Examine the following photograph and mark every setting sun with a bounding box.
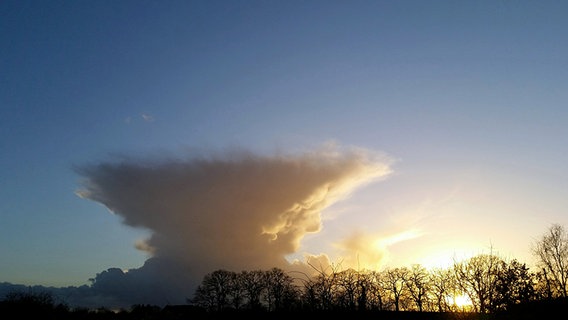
[448,294,474,311]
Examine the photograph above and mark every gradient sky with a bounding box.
[2,0,568,291]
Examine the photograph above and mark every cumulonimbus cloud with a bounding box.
[74,144,393,306]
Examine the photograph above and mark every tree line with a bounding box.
[189,223,568,315]
[2,223,568,319]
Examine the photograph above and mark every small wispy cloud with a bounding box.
[124,113,155,124]
[141,113,154,122]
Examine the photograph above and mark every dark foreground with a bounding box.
[0,308,565,320]
[2,298,568,320]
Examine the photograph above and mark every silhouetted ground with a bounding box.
[3,299,568,320]
[0,308,558,320]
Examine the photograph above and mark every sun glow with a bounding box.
[447,294,473,311]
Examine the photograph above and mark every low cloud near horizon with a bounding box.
[70,144,393,307]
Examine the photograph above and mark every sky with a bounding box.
[2,0,568,308]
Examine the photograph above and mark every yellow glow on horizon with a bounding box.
[411,242,481,271]
[419,250,466,270]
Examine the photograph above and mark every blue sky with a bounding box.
[2,0,568,296]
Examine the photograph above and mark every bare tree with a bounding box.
[382,267,410,311]
[335,268,360,311]
[453,253,502,313]
[240,270,266,310]
[263,267,299,311]
[190,269,236,312]
[429,267,457,312]
[367,270,386,311]
[355,269,377,311]
[405,264,431,312]
[300,262,341,311]
[532,223,568,298]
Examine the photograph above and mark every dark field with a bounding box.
[1,306,565,320]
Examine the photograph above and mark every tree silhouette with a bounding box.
[453,253,501,313]
[493,259,536,311]
[406,264,430,312]
[383,267,410,311]
[239,270,266,310]
[184,223,568,317]
[532,223,568,298]
[263,267,299,312]
[1,290,69,319]
[429,267,454,312]
[189,269,236,312]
